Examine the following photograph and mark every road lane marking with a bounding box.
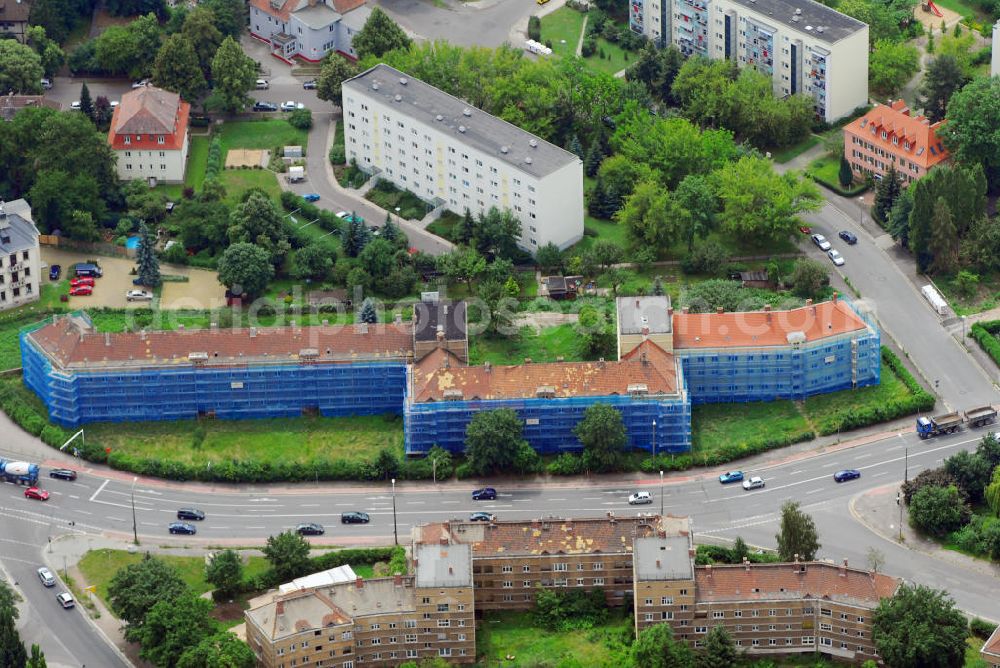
[789,470,803,475]
[247,526,265,529]
[822,462,839,468]
[855,453,872,459]
[88,479,109,502]
[547,498,567,501]
[301,504,320,507]
[69,495,79,500]
[73,509,92,515]
[805,488,823,495]
[871,471,888,477]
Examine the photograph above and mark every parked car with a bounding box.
[177,508,205,521]
[470,512,495,522]
[253,101,278,112]
[126,290,153,302]
[302,193,321,202]
[25,487,50,501]
[255,79,269,89]
[280,101,305,112]
[798,225,812,234]
[49,469,77,481]
[69,101,80,110]
[49,265,61,280]
[834,469,862,483]
[839,230,858,245]
[131,79,150,88]
[74,263,102,277]
[303,79,318,89]
[828,249,845,266]
[69,285,93,296]
[810,234,831,251]
[341,512,370,524]
[110,101,119,108]
[335,211,351,219]
[70,277,95,288]
[168,522,197,535]
[628,491,652,505]
[56,592,75,608]
[37,567,55,587]
[742,476,765,491]
[40,78,52,90]
[296,523,325,536]
[718,471,744,484]
[471,487,497,501]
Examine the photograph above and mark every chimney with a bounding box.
[276,600,285,615]
[805,299,813,306]
[436,326,445,342]
[178,324,185,331]
[635,299,640,308]
[355,577,364,589]
[744,557,750,573]
[840,559,848,577]
[682,307,689,314]
[716,307,724,314]
[105,332,111,347]
[444,304,449,316]
[688,548,696,558]
[250,327,257,338]
[641,325,649,337]
[667,306,674,319]
[440,537,449,546]
[360,323,368,334]
[210,322,218,330]
[484,361,492,373]
[394,573,403,586]
[395,313,402,324]
[524,357,532,364]
[706,563,713,577]
[832,291,839,303]
[448,566,454,575]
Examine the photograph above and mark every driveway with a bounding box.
[158,262,227,309]
[41,247,140,309]
[374,0,538,47]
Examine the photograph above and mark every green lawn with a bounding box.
[540,6,587,58]
[802,363,915,434]
[476,610,633,668]
[470,324,584,365]
[807,156,868,196]
[217,119,308,153]
[692,400,814,458]
[934,272,1000,316]
[365,182,430,221]
[583,37,634,76]
[84,413,404,467]
[186,135,211,191]
[220,169,282,205]
[427,210,463,243]
[770,135,820,164]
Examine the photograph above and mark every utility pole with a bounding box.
[131,476,139,545]
[659,470,664,516]
[652,419,657,458]
[391,478,398,546]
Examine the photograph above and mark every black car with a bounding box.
[834,469,862,483]
[49,265,61,280]
[253,101,278,112]
[302,79,318,89]
[472,487,497,501]
[48,469,77,481]
[177,508,205,521]
[168,522,196,535]
[839,230,858,245]
[341,512,370,524]
[296,522,325,536]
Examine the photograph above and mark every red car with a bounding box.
[69,285,93,296]
[70,277,95,288]
[24,487,50,501]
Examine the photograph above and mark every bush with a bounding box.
[971,321,1000,367]
[546,453,584,476]
[532,588,608,631]
[581,37,597,57]
[970,618,998,640]
[680,241,729,276]
[528,15,541,41]
[288,108,313,130]
[329,144,346,166]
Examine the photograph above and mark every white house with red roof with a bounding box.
[249,0,371,63]
[107,86,190,186]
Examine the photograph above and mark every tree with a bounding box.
[153,34,207,102]
[291,244,334,280]
[887,184,914,246]
[866,546,886,572]
[95,13,161,78]
[986,468,1000,518]
[839,153,853,187]
[108,555,189,630]
[673,174,717,251]
[0,40,44,94]
[181,7,223,77]
[574,403,627,472]
[217,243,274,300]
[358,297,378,324]
[583,140,604,178]
[929,196,959,274]
[352,7,411,59]
[909,484,970,537]
[79,82,94,121]
[211,36,256,112]
[359,237,397,278]
[873,164,902,223]
[790,258,829,299]
[134,222,161,289]
[700,625,738,668]
[342,215,371,257]
[137,594,218,668]
[873,584,968,668]
[944,76,1000,186]
[632,623,695,668]
[177,632,254,668]
[202,0,246,39]
[26,26,65,78]
[868,40,920,96]
[901,466,962,505]
[228,192,290,263]
[617,180,676,251]
[464,409,528,476]
[437,247,486,284]
[27,171,103,237]
[567,134,584,158]
[535,242,563,272]
[25,644,46,668]
[205,549,243,599]
[476,278,515,335]
[775,501,820,561]
[263,531,311,582]
[976,433,1000,468]
[472,207,522,260]
[919,55,967,123]
[0,609,27,668]
[944,450,993,502]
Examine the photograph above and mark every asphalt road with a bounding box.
[374,0,535,48]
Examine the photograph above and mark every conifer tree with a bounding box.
[135,221,161,287]
[79,82,94,121]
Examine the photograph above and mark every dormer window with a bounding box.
[881,131,887,139]
[157,135,165,144]
[892,136,898,145]
[124,136,131,145]
[904,141,910,150]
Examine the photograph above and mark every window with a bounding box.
[733,610,742,618]
[593,578,605,586]
[404,635,417,643]
[502,581,512,588]
[501,566,512,573]
[437,620,450,627]
[523,565,531,573]
[820,638,833,647]
[370,624,380,631]
[553,563,568,572]
[523,580,531,588]
[645,613,655,621]
[661,597,673,605]
[713,611,724,619]
[645,599,653,606]
[157,135,165,144]
[695,627,707,634]
[803,637,815,646]
[404,621,416,629]
[437,604,449,612]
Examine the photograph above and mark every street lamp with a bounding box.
[961,315,967,341]
[391,478,398,546]
[898,432,908,484]
[659,470,664,516]
[130,476,139,545]
[652,419,657,458]
[858,196,865,226]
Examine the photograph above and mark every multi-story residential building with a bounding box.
[0,199,41,312]
[404,339,691,456]
[0,0,30,43]
[108,86,190,185]
[843,99,950,185]
[342,64,585,251]
[412,298,468,363]
[245,544,475,667]
[983,625,1000,668]
[629,0,869,122]
[1,95,61,121]
[249,0,370,63]
[617,295,674,358]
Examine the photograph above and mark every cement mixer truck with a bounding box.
[0,459,40,485]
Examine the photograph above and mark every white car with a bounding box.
[256,79,269,89]
[810,234,831,251]
[280,101,305,112]
[110,101,119,109]
[131,79,150,89]
[742,476,765,491]
[335,211,351,219]
[628,491,652,505]
[69,101,81,110]
[126,290,153,302]
[37,567,55,587]
[828,249,845,266]
[56,592,75,608]
[40,78,52,90]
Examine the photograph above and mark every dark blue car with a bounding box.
[303,193,320,202]
[472,487,497,501]
[168,522,196,535]
[49,265,61,280]
[834,469,862,483]
[718,471,744,484]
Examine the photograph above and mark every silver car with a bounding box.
[126,290,153,302]
[37,567,55,587]
[742,476,765,491]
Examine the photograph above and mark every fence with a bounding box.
[39,235,134,260]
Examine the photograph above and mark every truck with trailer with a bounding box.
[0,459,40,485]
[964,405,998,428]
[915,405,997,439]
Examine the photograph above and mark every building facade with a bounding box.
[843,99,950,185]
[342,64,585,251]
[108,86,190,185]
[0,0,29,42]
[249,0,370,63]
[0,199,40,312]
[629,0,869,122]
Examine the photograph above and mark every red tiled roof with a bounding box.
[694,562,900,606]
[249,0,364,23]
[108,86,190,151]
[844,99,949,171]
[410,339,678,403]
[672,299,867,350]
[27,315,414,370]
[984,625,1000,658]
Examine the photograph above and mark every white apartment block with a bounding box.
[342,64,585,251]
[0,199,41,312]
[629,0,869,122]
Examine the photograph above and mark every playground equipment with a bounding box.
[921,0,944,17]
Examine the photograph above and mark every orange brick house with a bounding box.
[108,86,190,186]
[843,100,949,185]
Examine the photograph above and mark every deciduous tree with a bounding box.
[181,7,223,77]
[26,26,64,78]
[632,623,695,668]
[790,258,829,299]
[108,555,188,631]
[177,632,254,668]
[26,644,47,668]
[574,403,628,472]
[944,76,1000,186]
[909,484,970,537]
[227,192,290,264]
[0,40,44,94]
[137,594,218,668]
[263,531,311,582]
[944,450,993,502]
[211,36,256,113]
[217,243,274,300]
[205,549,244,599]
[464,409,528,475]
[153,34,207,102]
[317,55,360,108]
[775,500,820,561]
[873,584,968,668]
[352,7,411,59]
[868,40,920,96]
[291,244,335,280]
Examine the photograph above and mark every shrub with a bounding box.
[581,37,597,57]
[547,453,584,476]
[680,240,729,276]
[527,15,541,41]
[971,321,1000,368]
[532,588,608,631]
[970,618,998,640]
[288,108,313,130]
[329,144,346,166]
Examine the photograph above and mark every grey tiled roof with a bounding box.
[413,300,466,343]
[0,199,39,255]
[343,64,580,179]
[731,0,867,44]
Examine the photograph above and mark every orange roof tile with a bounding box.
[27,314,413,370]
[694,562,900,606]
[672,300,867,350]
[108,86,190,151]
[844,99,949,170]
[249,0,364,23]
[984,626,1000,658]
[410,339,678,403]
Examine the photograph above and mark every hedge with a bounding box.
[971,321,1000,368]
[253,546,406,590]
